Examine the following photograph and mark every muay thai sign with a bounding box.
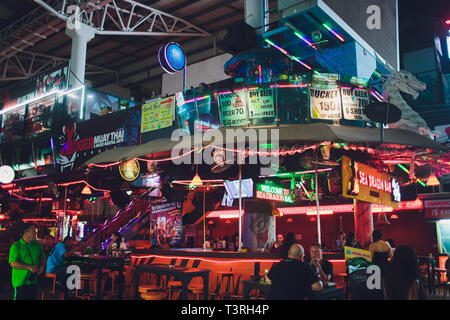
[57,106,141,172]
[342,156,400,207]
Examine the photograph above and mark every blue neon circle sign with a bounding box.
[159,42,186,73]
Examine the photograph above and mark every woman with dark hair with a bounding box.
[106,232,127,256]
[344,232,361,248]
[384,245,426,300]
[369,229,393,275]
[280,233,298,260]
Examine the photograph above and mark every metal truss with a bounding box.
[0,49,116,81]
[34,0,212,37]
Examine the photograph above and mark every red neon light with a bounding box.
[207,210,242,218]
[1,183,15,189]
[25,185,49,191]
[131,254,282,264]
[446,19,450,25]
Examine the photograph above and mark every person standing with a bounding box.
[267,244,323,300]
[344,231,361,248]
[383,245,426,300]
[9,223,46,300]
[269,234,284,253]
[369,229,393,275]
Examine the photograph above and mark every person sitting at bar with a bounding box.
[369,229,393,275]
[309,243,334,284]
[269,234,284,253]
[344,231,361,248]
[46,236,78,274]
[267,244,323,300]
[335,232,345,251]
[279,232,298,260]
[106,232,128,256]
[383,245,426,300]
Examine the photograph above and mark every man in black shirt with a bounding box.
[310,243,334,283]
[267,244,323,300]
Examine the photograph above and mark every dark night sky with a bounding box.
[398,0,450,54]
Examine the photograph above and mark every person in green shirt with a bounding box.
[9,223,46,300]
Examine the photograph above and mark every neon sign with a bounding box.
[256,184,293,203]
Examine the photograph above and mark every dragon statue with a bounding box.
[380,69,432,136]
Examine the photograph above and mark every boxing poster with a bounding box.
[150,201,183,246]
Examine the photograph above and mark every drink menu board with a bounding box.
[341,88,370,121]
[141,96,175,133]
[218,88,275,127]
[309,86,342,120]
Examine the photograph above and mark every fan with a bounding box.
[211,149,233,174]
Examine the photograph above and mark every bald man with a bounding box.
[267,244,323,300]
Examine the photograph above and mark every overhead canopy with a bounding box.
[83,123,447,166]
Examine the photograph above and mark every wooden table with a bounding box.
[133,264,210,300]
[241,280,344,300]
[67,255,125,299]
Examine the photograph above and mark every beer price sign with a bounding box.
[309,87,342,120]
[256,184,293,203]
[342,156,400,207]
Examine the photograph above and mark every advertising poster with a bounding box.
[4,63,68,108]
[57,106,141,172]
[141,96,175,133]
[247,88,275,121]
[218,91,247,127]
[151,201,183,246]
[309,86,342,120]
[341,88,370,121]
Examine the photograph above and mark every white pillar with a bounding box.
[244,0,269,35]
[65,23,96,88]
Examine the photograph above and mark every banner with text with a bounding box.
[141,96,175,133]
[309,86,342,120]
[341,87,370,121]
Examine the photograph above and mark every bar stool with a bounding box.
[140,292,167,300]
[108,271,120,297]
[41,273,64,300]
[217,268,234,299]
[75,273,97,299]
[167,259,189,300]
[187,284,204,300]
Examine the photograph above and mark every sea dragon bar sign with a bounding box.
[256,183,293,203]
[342,156,401,207]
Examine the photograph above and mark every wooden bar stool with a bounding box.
[188,284,204,300]
[138,284,162,294]
[217,268,234,298]
[75,273,97,299]
[41,273,64,300]
[140,292,167,300]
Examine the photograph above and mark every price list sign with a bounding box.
[341,88,369,121]
[218,91,247,127]
[309,87,342,120]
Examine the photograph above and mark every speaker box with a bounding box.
[219,22,258,55]
[400,184,417,202]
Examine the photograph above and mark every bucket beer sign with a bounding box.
[342,156,400,207]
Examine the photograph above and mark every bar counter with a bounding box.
[130,249,346,298]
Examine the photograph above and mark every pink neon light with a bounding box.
[131,254,282,264]
[207,210,242,218]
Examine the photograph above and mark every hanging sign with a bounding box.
[341,88,370,121]
[247,88,275,120]
[344,246,372,262]
[218,91,247,127]
[256,184,293,203]
[141,96,175,133]
[309,86,342,120]
[342,156,400,207]
[119,159,140,182]
[424,200,450,220]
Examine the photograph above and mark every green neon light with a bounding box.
[397,164,409,174]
